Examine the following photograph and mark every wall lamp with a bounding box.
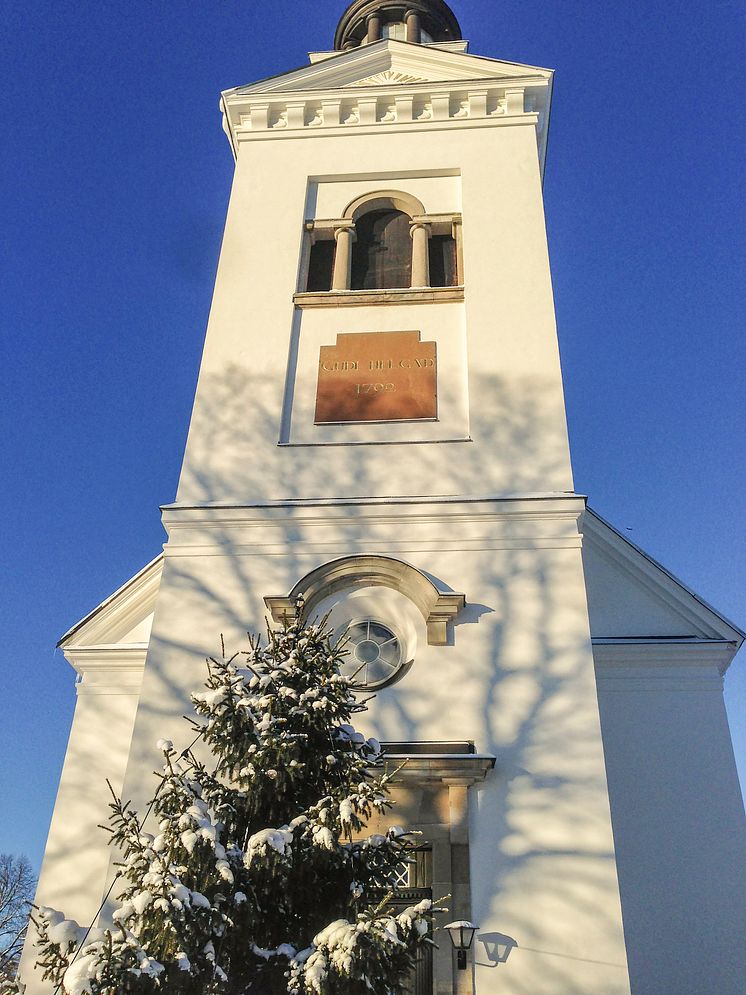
[444,920,479,969]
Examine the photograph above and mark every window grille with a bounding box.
[385,848,433,994]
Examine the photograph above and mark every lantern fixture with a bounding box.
[444,920,479,970]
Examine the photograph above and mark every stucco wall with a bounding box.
[108,498,630,994]
[20,674,142,993]
[596,665,746,995]
[176,122,573,506]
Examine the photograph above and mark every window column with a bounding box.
[366,12,382,43]
[332,223,356,290]
[405,9,422,43]
[410,221,431,288]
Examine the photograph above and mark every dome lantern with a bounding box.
[334,0,462,50]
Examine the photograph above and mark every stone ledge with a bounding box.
[381,754,496,785]
[293,286,465,307]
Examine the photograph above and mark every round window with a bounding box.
[340,620,404,688]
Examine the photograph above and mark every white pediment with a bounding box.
[582,509,743,644]
[230,39,551,97]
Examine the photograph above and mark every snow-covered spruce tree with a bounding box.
[34,614,437,995]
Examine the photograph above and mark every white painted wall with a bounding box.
[20,661,143,994]
[596,655,746,995]
[581,513,746,993]
[107,498,629,994]
[176,119,573,506]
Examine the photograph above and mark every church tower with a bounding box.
[24,3,746,993]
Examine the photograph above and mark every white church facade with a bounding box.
[22,2,746,993]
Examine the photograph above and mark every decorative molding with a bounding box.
[161,493,586,516]
[160,495,583,554]
[160,495,587,556]
[342,189,426,220]
[347,70,430,86]
[222,40,552,171]
[592,638,738,677]
[425,41,470,54]
[595,672,725,694]
[263,554,466,646]
[163,539,581,558]
[293,286,464,307]
[229,85,527,136]
[62,644,148,695]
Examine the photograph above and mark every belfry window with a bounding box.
[351,209,411,290]
[306,238,335,292]
[300,193,462,295]
[381,21,406,40]
[378,22,433,44]
[428,233,458,288]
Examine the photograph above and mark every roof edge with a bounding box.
[57,553,164,648]
[584,507,745,644]
[224,39,553,100]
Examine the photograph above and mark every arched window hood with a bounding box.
[334,0,462,50]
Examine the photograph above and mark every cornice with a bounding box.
[227,115,542,158]
[64,644,149,664]
[221,42,551,168]
[162,493,585,512]
[233,74,548,97]
[161,494,585,528]
[62,643,148,695]
[592,639,738,679]
[224,91,541,144]
[159,494,586,557]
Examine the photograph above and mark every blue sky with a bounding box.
[1,0,744,870]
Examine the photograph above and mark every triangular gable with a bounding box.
[228,39,551,97]
[58,554,163,650]
[582,509,743,644]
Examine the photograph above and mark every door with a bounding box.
[388,848,433,995]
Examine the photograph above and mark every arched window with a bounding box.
[301,191,462,294]
[351,208,412,290]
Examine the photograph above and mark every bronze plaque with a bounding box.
[314,331,437,424]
